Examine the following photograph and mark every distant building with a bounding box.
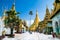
[19,20,28,33]
[45,20,53,34]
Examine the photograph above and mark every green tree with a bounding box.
[16,16,21,33]
[4,4,20,37]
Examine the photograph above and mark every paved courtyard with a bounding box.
[3,32,60,40]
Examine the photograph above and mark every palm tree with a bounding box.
[29,11,33,26]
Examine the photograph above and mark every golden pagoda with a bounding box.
[43,6,51,26]
[29,10,40,31]
[44,6,51,27]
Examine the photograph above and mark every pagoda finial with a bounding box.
[46,5,49,12]
[11,0,15,11]
[46,5,48,9]
[36,9,38,15]
[13,0,15,6]
[34,9,40,23]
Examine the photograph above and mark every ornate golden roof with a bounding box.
[50,0,60,18]
[38,6,51,31]
[44,6,50,21]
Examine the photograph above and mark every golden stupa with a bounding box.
[29,10,40,31]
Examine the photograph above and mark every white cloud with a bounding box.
[26,20,34,27]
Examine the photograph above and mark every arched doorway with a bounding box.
[55,22,59,34]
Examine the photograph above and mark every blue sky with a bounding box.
[0,0,54,25]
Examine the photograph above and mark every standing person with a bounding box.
[52,32,56,38]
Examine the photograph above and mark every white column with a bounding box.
[58,19,60,33]
[52,21,56,33]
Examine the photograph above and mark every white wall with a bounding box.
[0,17,5,36]
[52,12,60,33]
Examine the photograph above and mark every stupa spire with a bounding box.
[44,5,50,21]
[34,10,40,23]
[36,10,38,16]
